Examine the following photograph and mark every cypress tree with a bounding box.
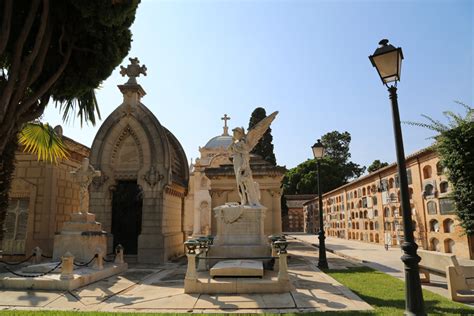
[248,107,277,166]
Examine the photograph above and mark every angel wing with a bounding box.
[246,111,278,151]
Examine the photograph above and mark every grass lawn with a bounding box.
[0,267,472,315]
[323,266,474,315]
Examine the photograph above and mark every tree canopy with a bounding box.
[0,0,140,153]
[367,159,389,173]
[282,131,365,195]
[248,107,277,165]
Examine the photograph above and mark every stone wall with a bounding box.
[3,139,88,256]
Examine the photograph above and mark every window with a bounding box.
[427,201,437,215]
[374,209,378,217]
[362,187,366,196]
[429,219,439,232]
[406,169,413,185]
[374,221,379,230]
[423,165,432,179]
[389,178,394,189]
[384,207,390,218]
[430,238,440,252]
[2,198,29,255]
[445,239,455,253]
[439,199,455,215]
[394,174,400,188]
[436,162,444,175]
[440,182,449,194]
[372,196,378,206]
[362,197,368,208]
[443,218,455,233]
[424,184,434,196]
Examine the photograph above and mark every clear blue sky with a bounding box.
[43,0,473,170]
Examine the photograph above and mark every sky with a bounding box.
[43,0,473,170]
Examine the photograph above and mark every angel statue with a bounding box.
[228,111,278,206]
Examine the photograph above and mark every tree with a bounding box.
[367,159,389,173]
[248,107,277,165]
[0,0,140,153]
[282,131,365,195]
[0,0,140,242]
[406,102,474,235]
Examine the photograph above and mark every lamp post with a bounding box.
[312,139,328,269]
[369,39,425,316]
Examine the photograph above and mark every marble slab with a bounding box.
[210,260,263,277]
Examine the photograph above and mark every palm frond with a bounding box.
[420,114,449,132]
[57,89,101,127]
[443,111,465,127]
[403,120,445,133]
[454,100,473,113]
[19,122,69,163]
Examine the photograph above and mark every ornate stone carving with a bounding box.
[228,111,278,206]
[92,173,109,190]
[143,166,164,187]
[120,57,147,85]
[111,125,143,166]
[70,158,101,213]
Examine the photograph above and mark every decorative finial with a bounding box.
[120,57,147,85]
[379,39,389,46]
[221,114,231,136]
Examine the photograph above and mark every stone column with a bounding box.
[278,253,289,281]
[185,253,197,280]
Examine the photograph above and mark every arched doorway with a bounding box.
[112,181,143,254]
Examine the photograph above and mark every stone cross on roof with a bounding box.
[221,114,231,136]
[120,57,147,85]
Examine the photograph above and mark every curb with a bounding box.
[289,235,367,264]
[310,243,368,264]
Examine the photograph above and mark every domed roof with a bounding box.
[204,134,232,149]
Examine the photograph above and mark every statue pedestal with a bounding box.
[53,212,107,262]
[211,203,270,258]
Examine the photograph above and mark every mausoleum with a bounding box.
[88,58,189,264]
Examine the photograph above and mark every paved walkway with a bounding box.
[0,239,372,313]
[291,233,474,304]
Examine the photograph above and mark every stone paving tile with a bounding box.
[195,294,265,309]
[42,292,84,311]
[0,290,62,307]
[116,293,199,310]
[0,237,373,313]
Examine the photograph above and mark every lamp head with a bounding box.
[312,139,325,159]
[369,39,404,85]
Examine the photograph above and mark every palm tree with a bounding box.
[19,121,69,163]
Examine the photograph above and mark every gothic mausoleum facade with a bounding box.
[89,58,189,264]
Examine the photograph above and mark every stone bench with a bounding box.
[418,249,474,302]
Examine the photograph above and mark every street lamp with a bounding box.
[369,39,426,316]
[312,139,328,269]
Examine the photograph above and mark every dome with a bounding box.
[204,135,233,149]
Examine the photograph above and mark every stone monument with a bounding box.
[210,111,278,259]
[52,158,107,262]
